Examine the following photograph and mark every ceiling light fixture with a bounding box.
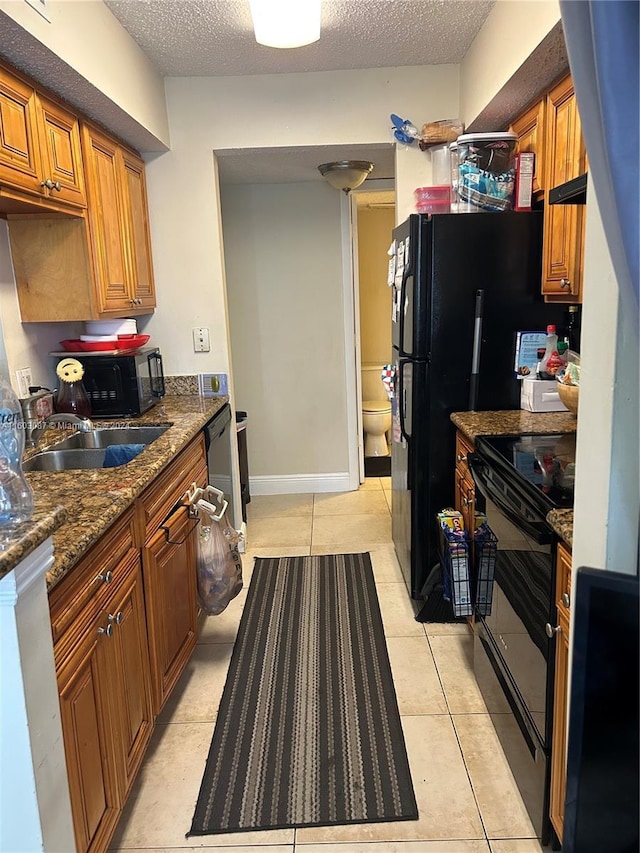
[318,161,374,194]
[249,0,321,49]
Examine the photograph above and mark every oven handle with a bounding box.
[468,453,553,545]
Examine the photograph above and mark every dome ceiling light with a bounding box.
[318,161,375,194]
[249,0,321,49]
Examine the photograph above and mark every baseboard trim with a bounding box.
[249,473,352,495]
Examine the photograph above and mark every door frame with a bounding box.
[340,179,396,489]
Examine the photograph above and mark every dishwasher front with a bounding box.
[203,403,235,529]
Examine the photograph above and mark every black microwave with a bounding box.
[79,347,165,417]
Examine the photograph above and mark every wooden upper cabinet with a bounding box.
[0,64,86,212]
[542,76,586,301]
[8,122,156,321]
[82,123,156,315]
[0,68,42,198]
[82,124,131,313]
[510,98,546,195]
[121,149,156,310]
[36,93,87,208]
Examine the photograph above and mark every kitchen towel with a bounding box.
[102,444,145,468]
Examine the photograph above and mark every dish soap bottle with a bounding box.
[55,358,92,418]
[539,325,563,379]
[0,373,34,535]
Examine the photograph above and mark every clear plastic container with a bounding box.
[430,143,451,186]
[456,132,517,213]
[415,185,451,214]
[449,142,459,212]
[0,374,34,535]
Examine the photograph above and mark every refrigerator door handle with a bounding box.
[398,360,411,442]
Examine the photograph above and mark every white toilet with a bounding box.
[361,364,392,457]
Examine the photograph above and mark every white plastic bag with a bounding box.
[194,491,243,615]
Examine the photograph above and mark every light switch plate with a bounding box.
[192,327,210,352]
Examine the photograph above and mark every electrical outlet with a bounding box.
[15,367,32,398]
[192,327,210,352]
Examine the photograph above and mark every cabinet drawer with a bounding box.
[49,508,136,645]
[137,434,207,543]
[455,432,474,480]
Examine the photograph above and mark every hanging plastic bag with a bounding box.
[190,485,243,615]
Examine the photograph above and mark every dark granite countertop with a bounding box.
[0,394,227,589]
[451,410,578,443]
[451,410,577,548]
[547,509,574,549]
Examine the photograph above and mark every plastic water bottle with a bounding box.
[0,374,34,534]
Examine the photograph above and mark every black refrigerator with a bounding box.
[391,212,565,599]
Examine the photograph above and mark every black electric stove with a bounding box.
[475,432,576,515]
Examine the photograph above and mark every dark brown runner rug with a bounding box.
[189,552,418,836]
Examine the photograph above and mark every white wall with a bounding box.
[0,0,169,147]
[143,65,460,382]
[222,181,348,488]
[460,0,562,124]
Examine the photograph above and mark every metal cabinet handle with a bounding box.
[456,453,468,463]
[545,622,561,638]
[462,494,474,507]
[562,592,570,608]
[560,278,571,289]
[98,623,113,638]
[39,178,62,191]
[107,611,123,625]
[95,569,113,585]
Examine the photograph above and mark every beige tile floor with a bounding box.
[111,478,550,853]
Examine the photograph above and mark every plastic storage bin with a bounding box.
[414,185,451,214]
[449,142,459,212]
[456,131,517,212]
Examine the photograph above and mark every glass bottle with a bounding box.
[0,373,34,535]
[54,358,92,418]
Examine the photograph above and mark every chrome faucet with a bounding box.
[30,413,95,447]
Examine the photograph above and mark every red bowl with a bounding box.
[60,339,117,352]
[116,334,150,349]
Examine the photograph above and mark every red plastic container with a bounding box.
[415,185,451,214]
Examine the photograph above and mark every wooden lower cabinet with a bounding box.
[550,540,572,843]
[143,504,200,714]
[454,431,476,533]
[56,547,152,853]
[52,435,207,852]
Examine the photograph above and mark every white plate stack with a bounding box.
[85,319,137,336]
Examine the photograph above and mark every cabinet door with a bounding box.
[82,124,132,313]
[510,98,545,194]
[143,505,199,714]
[36,93,86,208]
[121,149,156,310]
[57,614,120,853]
[0,67,43,198]
[542,77,586,300]
[108,556,154,798]
[550,542,572,842]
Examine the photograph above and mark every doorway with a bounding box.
[345,184,396,484]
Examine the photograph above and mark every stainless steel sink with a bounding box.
[23,424,172,471]
[51,424,171,450]
[23,448,111,472]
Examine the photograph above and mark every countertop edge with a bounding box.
[2,395,228,592]
[546,509,574,549]
[451,410,578,443]
[0,505,68,579]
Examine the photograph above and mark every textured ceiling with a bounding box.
[104,0,496,77]
[216,142,395,185]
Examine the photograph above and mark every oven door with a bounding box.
[468,451,554,745]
